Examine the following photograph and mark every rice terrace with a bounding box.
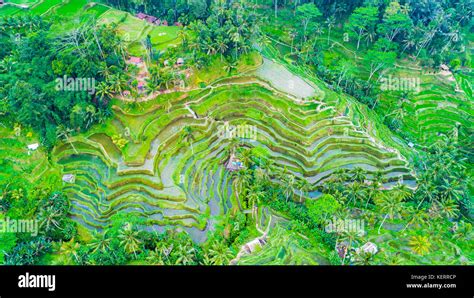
[0,0,472,267]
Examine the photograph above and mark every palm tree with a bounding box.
[440,179,463,203]
[145,78,159,95]
[325,16,335,45]
[223,59,238,75]
[38,206,62,234]
[435,198,459,219]
[415,175,437,208]
[98,62,113,80]
[393,182,412,201]
[384,252,404,265]
[59,238,81,264]
[344,182,366,206]
[402,206,429,231]
[233,169,252,209]
[282,173,296,202]
[95,81,113,102]
[118,224,142,258]
[56,125,78,154]
[188,40,201,58]
[409,235,431,255]
[237,147,252,168]
[247,184,263,220]
[109,74,127,96]
[338,228,362,265]
[254,166,270,186]
[215,37,229,61]
[376,193,405,234]
[181,126,195,154]
[89,231,112,253]
[297,178,311,203]
[146,248,165,265]
[174,243,196,265]
[334,168,350,183]
[207,240,234,265]
[350,167,366,183]
[178,29,189,49]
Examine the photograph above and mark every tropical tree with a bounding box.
[347,6,378,50]
[206,240,234,265]
[295,3,322,42]
[409,235,431,255]
[296,178,311,203]
[325,16,335,45]
[180,126,195,154]
[118,224,142,258]
[282,173,296,202]
[59,238,81,264]
[146,248,165,265]
[89,232,112,254]
[247,184,264,220]
[95,81,114,101]
[376,193,405,234]
[350,167,366,183]
[56,125,78,154]
[232,169,252,209]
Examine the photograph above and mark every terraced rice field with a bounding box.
[97,8,179,55]
[0,4,24,16]
[9,0,39,7]
[28,0,63,15]
[49,59,415,241]
[55,0,88,17]
[380,70,473,147]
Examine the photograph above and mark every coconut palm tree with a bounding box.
[376,193,405,234]
[338,228,362,265]
[207,240,234,265]
[233,169,252,209]
[95,81,114,102]
[297,178,311,203]
[174,243,196,265]
[440,179,463,203]
[393,182,412,201]
[98,62,113,80]
[38,206,62,234]
[334,168,350,183]
[223,59,238,75]
[56,125,79,154]
[180,126,195,154]
[146,248,165,265]
[282,173,296,202]
[325,16,335,45]
[145,78,159,95]
[402,206,429,231]
[247,184,264,220]
[237,147,252,168]
[59,238,81,264]
[384,252,404,265]
[409,235,431,255]
[344,182,366,207]
[89,231,112,253]
[118,224,142,258]
[215,36,229,61]
[435,198,459,219]
[350,167,366,183]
